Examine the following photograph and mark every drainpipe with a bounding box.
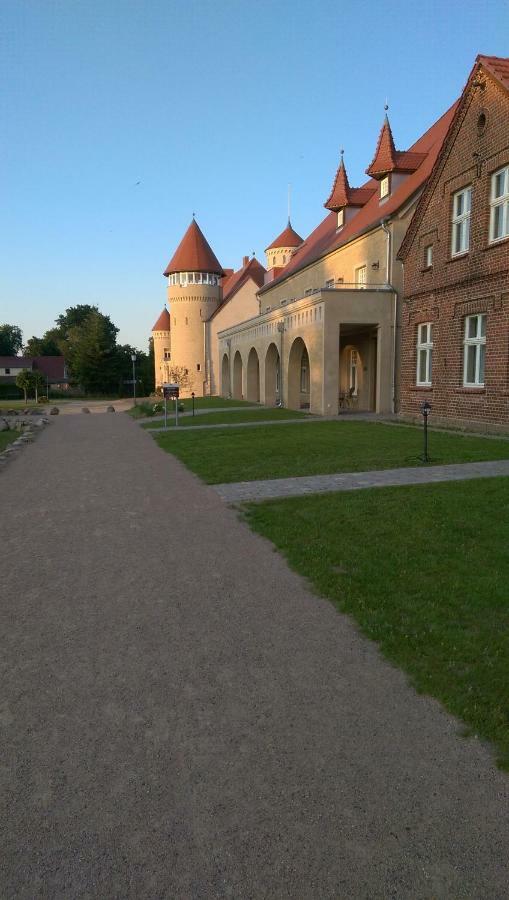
[277,320,285,407]
[381,218,397,414]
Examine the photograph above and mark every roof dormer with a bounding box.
[366,109,426,200]
[324,150,375,227]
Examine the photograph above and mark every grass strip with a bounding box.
[244,478,509,769]
[127,396,257,418]
[153,420,509,484]
[144,408,308,429]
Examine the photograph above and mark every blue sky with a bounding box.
[1,0,507,349]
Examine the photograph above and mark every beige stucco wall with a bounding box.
[152,328,171,389]
[265,245,298,272]
[167,281,221,396]
[208,277,260,396]
[218,287,395,415]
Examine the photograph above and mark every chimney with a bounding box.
[243,255,250,267]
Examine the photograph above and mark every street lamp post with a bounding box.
[421,400,431,462]
[131,352,137,406]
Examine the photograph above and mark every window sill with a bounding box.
[482,235,509,250]
[420,266,433,273]
[446,252,469,264]
[414,384,433,391]
[456,386,485,394]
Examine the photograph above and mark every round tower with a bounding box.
[151,307,171,390]
[265,219,303,271]
[163,218,224,397]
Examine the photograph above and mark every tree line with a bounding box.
[0,306,154,396]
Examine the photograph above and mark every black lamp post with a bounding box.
[421,400,431,462]
[191,392,195,416]
[131,352,137,405]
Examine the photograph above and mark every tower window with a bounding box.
[185,317,188,325]
[273,256,276,265]
[337,209,344,228]
[283,255,286,264]
[174,317,177,325]
[380,175,390,199]
[197,363,201,371]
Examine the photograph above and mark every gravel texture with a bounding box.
[1,413,508,898]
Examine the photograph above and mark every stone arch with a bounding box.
[221,353,230,397]
[264,342,280,406]
[246,348,260,402]
[287,336,312,411]
[233,351,243,400]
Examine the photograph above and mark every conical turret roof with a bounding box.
[265,219,303,252]
[163,219,224,276]
[325,153,375,211]
[152,308,171,331]
[366,112,426,178]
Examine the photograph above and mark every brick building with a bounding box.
[398,55,509,431]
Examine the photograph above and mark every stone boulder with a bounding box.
[82,407,91,414]
[0,419,9,432]
[49,407,59,415]
[106,406,115,413]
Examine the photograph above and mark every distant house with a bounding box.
[0,356,68,389]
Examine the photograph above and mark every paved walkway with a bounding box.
[1,414,508,898]
[148,416,312,433]
[214,458,509,503]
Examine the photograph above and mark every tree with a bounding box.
[67,310,119,394]
[32,370,46,403]
[24,334,62,357]
[167,365,193,394]
[15,369,32,404]
[0,324,23,356]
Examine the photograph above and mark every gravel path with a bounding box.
[1,413,508,898]
[214,458,509,502]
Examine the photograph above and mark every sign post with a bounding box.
[420,400,431,462]
[163,383,180,427]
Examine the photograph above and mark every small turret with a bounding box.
[265,219,303,271]
[151,308,171,390]
[162,218,224,396]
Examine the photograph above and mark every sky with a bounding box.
[1,0,508,350]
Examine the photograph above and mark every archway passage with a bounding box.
[233,351,243,400]
[246,348,260,403]
[265,342,280,406]
[288,336,311,411]
[221,353,230,397]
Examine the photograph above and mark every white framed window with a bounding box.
[463,314,486,386]
[416,323,433,385]
[349,349,358,395]
[337,208,344,228]
[489,165,509,243]
[424,244,433,268]
[451,186,472,256]
[355,265,367,288]
[380,175,390,199]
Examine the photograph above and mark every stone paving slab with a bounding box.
[214,458,509,503]
[2,414,509,897]
[148,416,314,433]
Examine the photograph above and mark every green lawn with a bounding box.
[153,420,509,484]
[244,478,509,769]
[144,407,309,429]
[0,431,17,451]
[127,396,257,418]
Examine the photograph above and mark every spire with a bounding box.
[366,107,398,177]
[325,149,376,212]
[324,149,351,211]
[163,219,223,276]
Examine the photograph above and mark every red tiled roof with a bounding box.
[259,100,459,295]
[0,356,32,368]
[210,256,266,320]
[163,219,223,276]
[366,114,426,178]
[325,155,376,211]
[152,308,171,331]
[32,356,66,380]
[479,54,509,92]
[265,220,303,251]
